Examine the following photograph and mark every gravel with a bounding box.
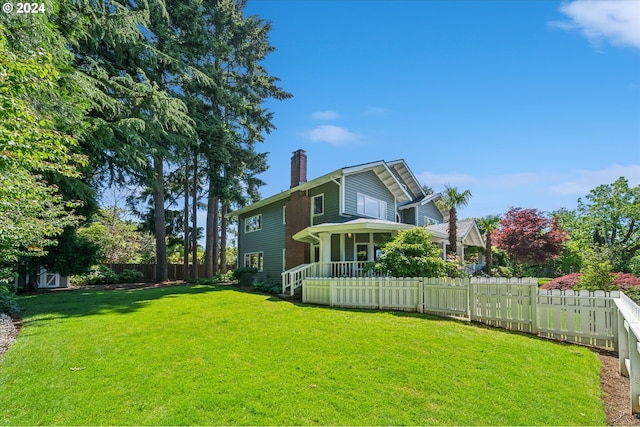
[0,313,17,358]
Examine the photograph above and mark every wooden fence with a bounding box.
[107,264,205,282]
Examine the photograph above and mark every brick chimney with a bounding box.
[290,149,307,188]
[285,149,310,269]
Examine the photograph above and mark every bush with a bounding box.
[374,228,445,277]
[576,247,614,291]
[70,265,117,286]
[232,267,258,281]
[541,272,640,291]
[491,266,513,278]
[254,280,281,294]
[115,269,144,284]
[0,285,21,315]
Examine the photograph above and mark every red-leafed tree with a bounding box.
[492,208,568,268]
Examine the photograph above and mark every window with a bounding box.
[244,252,264,272]
[312,194,324,216]
[424,216,440,226]
[357,193,387,220]
[244,214,262,233]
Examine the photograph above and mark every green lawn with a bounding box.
[1,284,605,426]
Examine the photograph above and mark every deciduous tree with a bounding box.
[492,207,567,269]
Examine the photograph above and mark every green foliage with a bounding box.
[0,31,85,267]
[374,228,445,277]
[491,266,513,278]
[444,254,465,278]
[254,280,281,294]
[232,267,258,281]
[70,265,117,286]
[0,286,21,315]
[115,269,144,284]
[576,246,615,291]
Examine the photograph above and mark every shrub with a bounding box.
[541,272,640,291]
[70,265,117,286]
[374,228,445,277]
[0,286,21,315]
[115,269,144,284]
[232,267,258,281]
[576,247,614,291]
[491,266,513,278]
[254,280,281,294]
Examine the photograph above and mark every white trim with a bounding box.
[244,214,262,233]
[311,193,324,216]
[282,205,286,224]
[357,192,387,220]
[244,251,264,272]
[282,248,286,271]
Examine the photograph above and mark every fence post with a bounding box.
[419,278,424,314]
[530,282,538,334]
[468,278,475,321]
[629,326,640,414]
[620,310,631,377]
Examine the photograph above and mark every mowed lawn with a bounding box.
[1,285,605,426]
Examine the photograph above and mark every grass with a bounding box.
[0,284,605,426]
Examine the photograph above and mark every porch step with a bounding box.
[278,286,302,301]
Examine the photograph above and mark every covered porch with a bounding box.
[282,218,485,295]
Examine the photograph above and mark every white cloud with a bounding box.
[550,164,640,195]
[311,110,341,120]
[365,106,385,116]
[552,0,640,50]
[304,125,362,146]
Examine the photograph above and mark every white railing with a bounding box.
[281,263,319,296]
[615,292,640,414]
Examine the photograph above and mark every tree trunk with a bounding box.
[183,161,190,281]
[484,233,493,275]
[448,208,458,256]
[191,153,198,279]
[205,178,219,277]
[153,156,168,282]
[220,203,228,273]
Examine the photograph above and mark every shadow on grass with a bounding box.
[17,284,231,325]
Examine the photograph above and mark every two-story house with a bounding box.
[230,149,484,293]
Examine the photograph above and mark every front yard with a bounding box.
[0,284,605,425]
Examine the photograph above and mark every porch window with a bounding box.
[244,214,262,233]
[244,252,264,272]
[312,194,324,216]
[357,193,387,220]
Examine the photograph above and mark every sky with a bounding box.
[240,0,640,220]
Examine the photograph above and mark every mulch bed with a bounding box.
[4,281,640,425]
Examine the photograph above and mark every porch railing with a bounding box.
[281,261,388,296]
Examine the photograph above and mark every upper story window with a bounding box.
[357,193,387,220]
[424,216,440,226]
[244,214,262,233]
[312,194,324,216]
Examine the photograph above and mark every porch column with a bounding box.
[442,242,447,260]
[318,232,332,276]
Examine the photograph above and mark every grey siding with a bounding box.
[308,181,341,225]
[344,171,396,221]
[401,208,416,225]
[238,199,287,282]
[417,201,444,226]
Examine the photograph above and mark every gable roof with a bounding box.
[230,158,417,217]
[425,220,485,248]
[386,160,425,199]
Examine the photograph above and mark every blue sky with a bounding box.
[242,0,640,219]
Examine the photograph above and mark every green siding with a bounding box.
[344,171,396,221]
[238,199,287,282]
[308,181,341,225]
